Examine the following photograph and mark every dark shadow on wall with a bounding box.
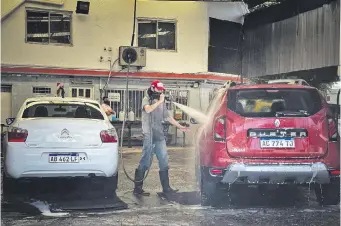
[207,0,340,84]
[208,18,243,75]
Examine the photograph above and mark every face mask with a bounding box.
[150,92,161,100]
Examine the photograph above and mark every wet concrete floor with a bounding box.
[1,148,340,226]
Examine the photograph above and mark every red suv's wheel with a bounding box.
[200,167,221,206]
[314,182,340,206]
[201,177,217,206]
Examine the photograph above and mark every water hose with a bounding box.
[119,62,152,183]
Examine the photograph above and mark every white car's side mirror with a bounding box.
[6,118,15,126]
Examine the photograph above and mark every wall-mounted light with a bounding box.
[76,1,90,14]
[192,81,200,88]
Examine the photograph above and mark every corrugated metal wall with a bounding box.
[242,0,340,78]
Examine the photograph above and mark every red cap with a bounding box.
[57,83,64,88]
[151,80,165,91]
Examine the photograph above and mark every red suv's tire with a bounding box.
[200,176,218,206]
[200,167,222,206]
[314,182,340,206]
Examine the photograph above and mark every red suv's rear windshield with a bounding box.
[227,88,323,117]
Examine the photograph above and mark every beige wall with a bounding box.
[1,0,209,74]
[1,92,12,124]
[1,0,25,20]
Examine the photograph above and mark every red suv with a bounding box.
[194,83,340,206]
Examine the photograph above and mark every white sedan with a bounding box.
[3,97,119,193]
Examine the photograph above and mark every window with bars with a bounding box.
[107,89,189,121]
[26,8,72,45]
[166,89,189,120]
[137,19,176,51]
[107,89,145,120]
[33,87,51,94]
[1,85,12,93]
[71,88,92,98]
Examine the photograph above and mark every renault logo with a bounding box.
[274,119,280,127]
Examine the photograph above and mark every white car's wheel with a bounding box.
[103,173,118,195]
[2,173,18,196]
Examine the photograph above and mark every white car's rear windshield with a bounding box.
[22,103,104,120]
[227,88,323,117]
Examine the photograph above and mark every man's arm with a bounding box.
[166,116,189,132]
[144,101,163,113]
[102,104,115,116]
[110,108,116,115]
[143,94,165,113]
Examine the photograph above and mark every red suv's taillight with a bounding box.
[214,116,226,142]
[8,127,28,142]
[100,129,118,143]
[328,117,338,141]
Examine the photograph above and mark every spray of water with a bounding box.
[170,82,230,126]
[171,102,208,124]
[170,81,235,191]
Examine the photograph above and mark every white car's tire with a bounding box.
[2,173,19,196]
[102,173,118,195]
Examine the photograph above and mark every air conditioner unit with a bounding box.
[119,46,146,67]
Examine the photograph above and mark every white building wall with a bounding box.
[1,0,209,74]
[1,0,244,145]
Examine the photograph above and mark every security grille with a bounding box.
[107,88,189,121]
[209,88,219,103]
[107,89,145,120]
[1,85,12,93]
[166,89,189,120]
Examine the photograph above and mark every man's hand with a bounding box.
[166,116,190,132]
[159,93,165,103]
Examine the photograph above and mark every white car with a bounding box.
[3,97,119,193]
[267,79,310,86]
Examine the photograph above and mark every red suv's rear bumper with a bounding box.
[202,163,339,185]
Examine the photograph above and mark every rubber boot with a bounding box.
[133,169,150,196]
[159,170,179,194]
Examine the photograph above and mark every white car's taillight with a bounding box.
[8,127,28,143]
[100,129,118,143]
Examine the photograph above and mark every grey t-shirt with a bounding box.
[141,96,169,140]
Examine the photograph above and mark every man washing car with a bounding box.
[133,80,189,196]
